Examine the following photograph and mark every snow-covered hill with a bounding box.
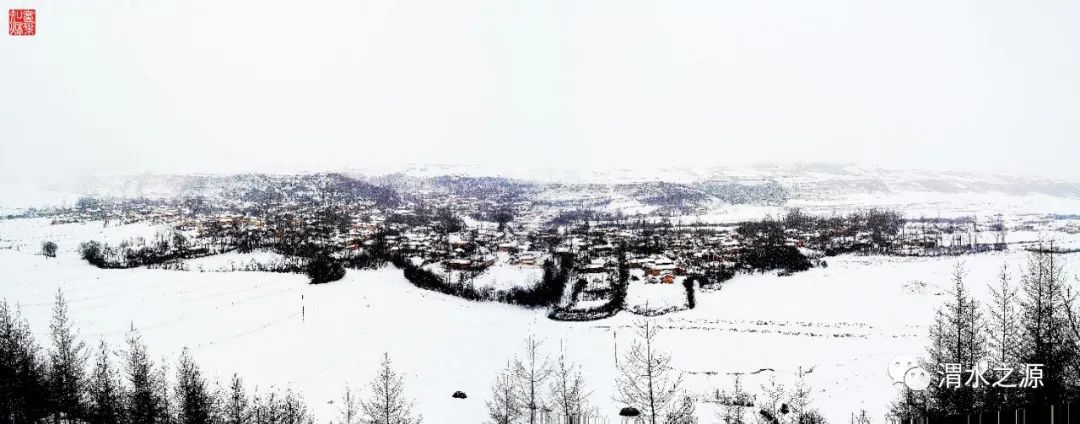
[4,163,1080,218]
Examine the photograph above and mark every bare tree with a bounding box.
[486,363,521,424]
[615,318,696,424]
[549,348,591,422]
[849,410,871,424]
[511,335,553,424]
[360,353,421,424]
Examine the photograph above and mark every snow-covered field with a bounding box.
[422,260,543,292]
[625,278,689,315]
[180,250,289,272]
[4,218,1080,422]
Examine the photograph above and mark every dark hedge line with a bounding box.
[390,256,567,307]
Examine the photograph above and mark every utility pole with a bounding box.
[613,329,617,367]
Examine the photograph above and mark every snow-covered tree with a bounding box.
[338,383,359,424]
[1017,248,1075,406]
[486,363,521,424]
[549,349,591,422]
[252,387,282,424]
[983,263,1023,408]
[175,348,216,424]
[987,264,1021,365]
[0,301,50,423]
[511,335,552,424]
[361,353,421,424]
[756,377,786,424]
[716,375,747,424]
[157,360,176,424]
[47,290,89,423]
[615,318,696,424]
[222,374,251,424]
[788,367,824,423]
[924,262,985,415]
[282,389,313,424]
[88,340,125,424]
[849,410,871,424]
[123,328,167,424]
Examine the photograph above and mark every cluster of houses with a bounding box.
[45,177,1029,301]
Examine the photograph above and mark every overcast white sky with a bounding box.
[1,0,1078,183]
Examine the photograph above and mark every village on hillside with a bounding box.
[8,173,1060,321]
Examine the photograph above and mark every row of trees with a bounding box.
[77,231,201,269]
[0,291,420,424]
[715,370,827,424]
[391,256,568,307]
[486,335,593,424]
[892,249,1080,420]
[486,321,699,424]
[4,290,855,424]
[486,320,836,424]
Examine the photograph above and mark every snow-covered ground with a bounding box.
[180,250,289,272]
[0,183,82,216]
[0,218,172,253]
[4,217,1080,422]
[625,278,689,315]
[422,259,543,292]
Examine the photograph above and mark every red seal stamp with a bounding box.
[9,9,35,36]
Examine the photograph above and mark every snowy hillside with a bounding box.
[4,164,1075,220]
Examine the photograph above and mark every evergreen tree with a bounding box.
[716,375,747,424]
[252,388,283,424]
[0,300,50,423]
[984,264,1021,408]
[987,264,1021,365]
[281,389,312,424]
[924,262,985,416]
[888,383,930,424]
[756,377,787,424]
[124,328,167,424]
[223,374,251,424]
[87,341,125,424]
[175,348,216,424]
[338,383,359,424]
[360,353,421,424]
[1017,249,1076,405]
[47,290,89,423]
[788,367,824,423]
[157,362,176,424]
